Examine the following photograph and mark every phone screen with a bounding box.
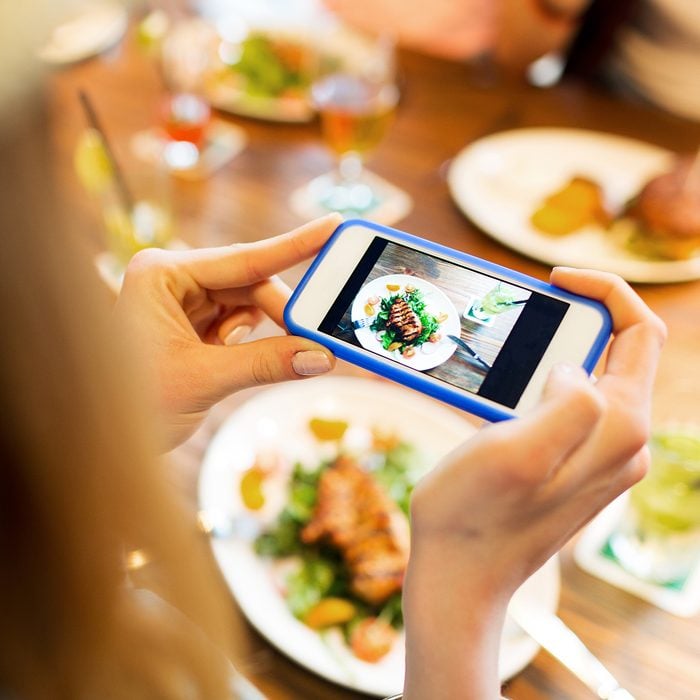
[318,237,569,408]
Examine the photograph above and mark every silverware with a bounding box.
[508,598,635,700]
[446,334,492,370]
[197,509,261,541]
[352,317,373,329]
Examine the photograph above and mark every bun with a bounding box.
[625,156,700,259]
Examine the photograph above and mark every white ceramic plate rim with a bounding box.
[38,1,128,65]
[350,274,460,371]
[447,127,700,283]
[198,376,559,697]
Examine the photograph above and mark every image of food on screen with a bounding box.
[331,241,531,395]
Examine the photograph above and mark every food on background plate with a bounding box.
[619,155,700,260]
[530,176,612,236]
[251,417,423,662]
[206,28,316,121]
[530,157,700,261]
[228,32,314,100]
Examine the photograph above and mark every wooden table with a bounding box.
[48,17,700,700]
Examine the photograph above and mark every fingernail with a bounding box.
[223,325,252,346]
[552,362,586,381]
[292,350,332,376]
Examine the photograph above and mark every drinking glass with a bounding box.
[608,426,700,585]
[297,31,400,218]
[470,283,521,321]
[159,16,216,168]
[159,92,212,169]
[74,128,173,270]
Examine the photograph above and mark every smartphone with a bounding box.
[284,219,611,422]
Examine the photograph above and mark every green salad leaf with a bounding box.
[254,438,421,630]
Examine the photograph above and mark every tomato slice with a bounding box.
[350,617,397,663]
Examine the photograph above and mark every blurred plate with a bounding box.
[198,376,560,697]
[351,274,460,371]
[448,127,700,283]
[38,1,128,65]
[201,0,326,122]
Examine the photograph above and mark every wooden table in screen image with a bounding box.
[334,243,529,393]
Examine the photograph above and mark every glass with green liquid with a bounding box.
[471,283,518,320]
[609,427,700,585]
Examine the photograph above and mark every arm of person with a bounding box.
[401,268,666,699]
[112,214,342,449]
[323,0,590,74]
[495,0,593,75]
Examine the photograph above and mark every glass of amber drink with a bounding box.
[302,31,400,217]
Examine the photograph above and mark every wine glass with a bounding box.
[291,30,410,222]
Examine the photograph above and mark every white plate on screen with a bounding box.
[198,376,560,697]
[447,127,700,283]
[351,274,460,371]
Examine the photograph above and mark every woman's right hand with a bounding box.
[402,268,666,699]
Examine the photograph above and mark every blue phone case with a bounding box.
[284,219,612,422]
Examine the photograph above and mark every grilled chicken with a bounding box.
[388,297,422,343]
[301,456,410,605]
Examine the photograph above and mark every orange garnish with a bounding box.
[309,417,349,441]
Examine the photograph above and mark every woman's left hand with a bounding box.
[113,214,341,448]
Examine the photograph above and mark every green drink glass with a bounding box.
[609,426,700,584]
[471,283,517,320]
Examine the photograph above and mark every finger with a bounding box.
[550,267,665,336]
[550,267,666,389]
[214,307,264,345]
[596,320,664,399]
[179,213,342,290]
[207,277,291,330]
[249,276,292,328]
[198,336,336,400]
[457,363,603,487]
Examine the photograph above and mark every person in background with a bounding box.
[324,0,700,122]
[1,2,666,699]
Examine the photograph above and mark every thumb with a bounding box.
[201,336,336,398]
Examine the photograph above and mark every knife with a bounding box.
[446,334,492,370]
[508,598,635,700]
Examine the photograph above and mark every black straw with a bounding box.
[78,89,134,212]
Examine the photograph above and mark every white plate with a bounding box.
[447,127,700,283]
[198,376,560,697]
[38,1,128,65]
[351,275,460,371]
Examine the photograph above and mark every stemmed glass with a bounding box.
[291,30,410,222]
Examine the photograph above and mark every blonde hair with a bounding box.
[0,93,235,698]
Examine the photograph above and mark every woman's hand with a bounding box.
[402,268,666,699]
[113,215,341,449]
